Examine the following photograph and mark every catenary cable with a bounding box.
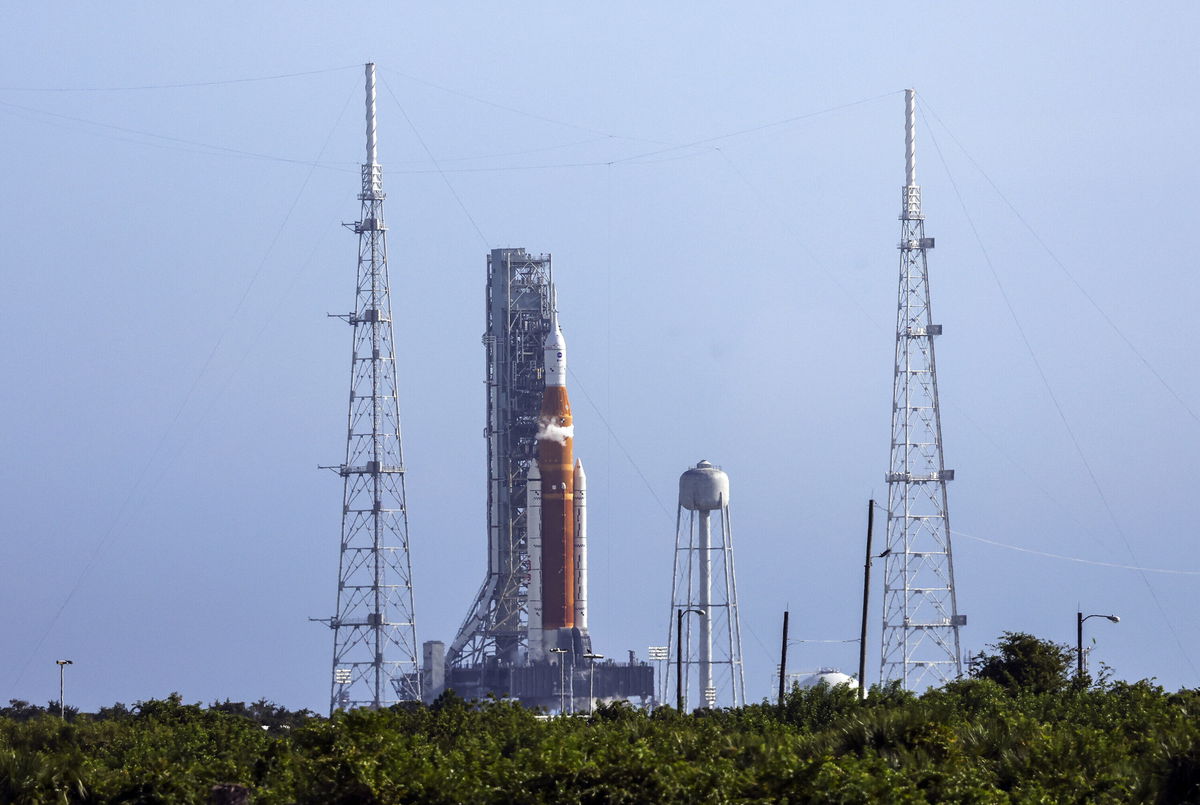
[920,96,1200,428]
[379,77,489,247]
[954,530,1200,576]
[380,66,672,146]
[0,65,360,92]
[7,86,358,690]
[922,107,1199,678]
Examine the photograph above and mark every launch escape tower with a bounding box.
[880,89,963,689]
[322,63,421,711]
[665,461,746,709]
[448,249,554,668]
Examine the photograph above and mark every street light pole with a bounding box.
[676,608,706,712]
[778,610,789,710]
[1076,611,1120,678]
[583,653,604,715]
[548,648,568,714]
[55,660,73,719]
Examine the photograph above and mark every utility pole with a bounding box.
[858,500,874,700]
[778,610,789,710]
[55,660,72,719]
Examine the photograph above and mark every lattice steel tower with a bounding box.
[880,89,963,689]
[323,63,420,711]
[448,250,553,668]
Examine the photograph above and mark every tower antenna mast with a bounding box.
[324,63,421,711]
[880,89,963,689]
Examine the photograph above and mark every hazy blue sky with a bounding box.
[2,4,1199,711]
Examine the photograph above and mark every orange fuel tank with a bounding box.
[537,307,575,632]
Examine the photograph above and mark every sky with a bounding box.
[2,3,1199,712]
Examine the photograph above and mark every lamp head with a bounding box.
[1108,615,1120,623]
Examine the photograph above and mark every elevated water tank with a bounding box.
[679,460,730,511]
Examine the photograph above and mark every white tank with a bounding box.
[678,460,730,511]
[798,669,857,690]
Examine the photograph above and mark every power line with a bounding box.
[380,66,672,146]
[567,368,673,522]
[0,65,359,92]
[714,146,884,330]
[379,77,489,247]
[919,96,1200,428]
[956,529,1200,576]
[922,105,1199,678]
[609,90,904,166]
[7,86,359,691]
[0,98,357,172]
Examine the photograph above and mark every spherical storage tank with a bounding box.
[679,460,730,511]
[798,669,858,690]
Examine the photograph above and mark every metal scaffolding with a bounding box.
[447,249,553,668]
[880,89,964,690]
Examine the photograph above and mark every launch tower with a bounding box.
[321,63,421,711]
[427,250,651,711]
[880,89,964,689]
[448,249,554,668]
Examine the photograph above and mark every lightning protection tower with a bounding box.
[665,461,745,709]
[323,63,420,711]
[447,249,553,668]
[880,89,963,689]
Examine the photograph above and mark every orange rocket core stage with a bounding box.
[537,385,575,630]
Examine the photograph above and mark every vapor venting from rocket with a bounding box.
[536,421,574,444]
[526,290,590,661]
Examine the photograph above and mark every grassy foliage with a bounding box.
[2,682,1199,803]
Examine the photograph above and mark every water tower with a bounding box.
[664,461,745,708]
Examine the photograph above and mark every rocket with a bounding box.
[527,301,588,661]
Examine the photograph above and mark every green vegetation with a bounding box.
[968,631,1078,694]
[2,639,1199,803]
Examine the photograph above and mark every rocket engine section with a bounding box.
[527,304,589,660]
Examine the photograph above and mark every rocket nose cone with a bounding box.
[543,324,566,351]
[544,299,566,350]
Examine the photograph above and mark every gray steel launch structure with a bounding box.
[449,249,554,668]
[426,249,652,711]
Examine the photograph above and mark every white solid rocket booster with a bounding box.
[527,463,544,662]
[573,459,587,632]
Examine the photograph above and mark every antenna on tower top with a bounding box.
[904,88,916,188]
[365,63,378,167]
[901,89,922,221]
